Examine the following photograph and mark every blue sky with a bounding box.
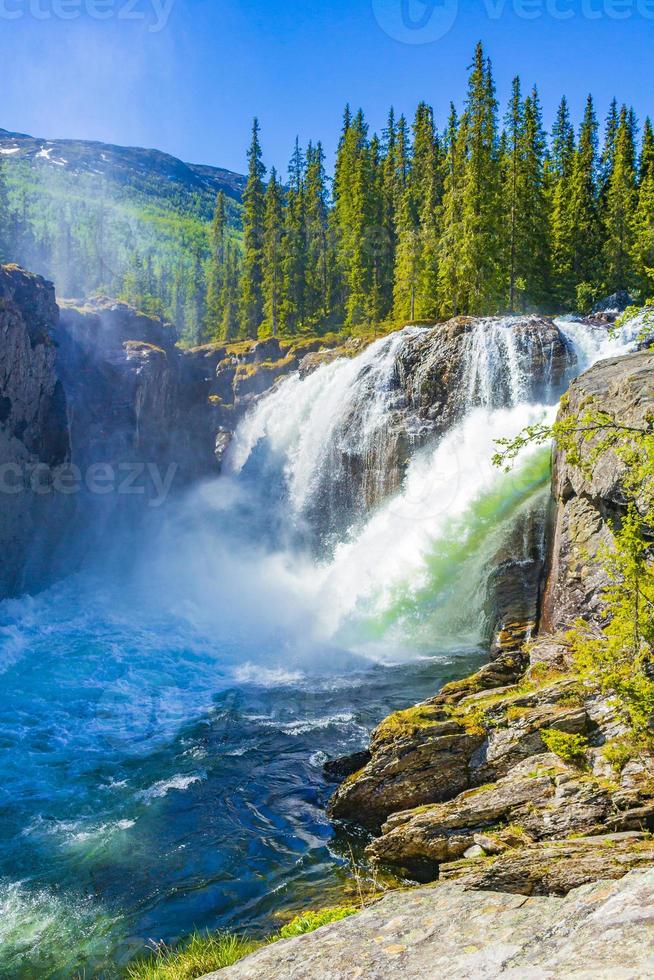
[2,0,653,175]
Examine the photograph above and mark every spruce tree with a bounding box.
[304,141,333,323]
[521,87,550,308]
[262,168,284,337]
[567,96,601,306]
[438,106,467,316]
[366,133,386,323]
[550,97,576,308]
[599,98,619,202]
[411,102,442,318]
[280,138,306,333]
[333,108,377,324]
[239,118,266,338]
[393,185,420,321]
[380,108,399,318]
[639,118,654,184]
[446,43,503,315]
[503,76,526,311]
[632,166,654,299]
[550,96,575,180]
[221,244,241,341]
[603,106,637,293]
[632,118,654,299]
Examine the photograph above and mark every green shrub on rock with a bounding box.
[540,729,589,765]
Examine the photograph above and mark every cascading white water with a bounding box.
[465,316,530,407]
[223,314,639,656]
[226,328,420,522]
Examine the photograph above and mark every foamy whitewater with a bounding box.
[0,315,637,977]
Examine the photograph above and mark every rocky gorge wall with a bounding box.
[0,265,346,597]
[0,267,72,596]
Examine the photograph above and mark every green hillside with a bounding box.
[0,129,244,341]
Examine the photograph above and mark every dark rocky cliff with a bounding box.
[0,267,72,595]
[0,266,333,597]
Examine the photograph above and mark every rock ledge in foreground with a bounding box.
[204,868,654,979]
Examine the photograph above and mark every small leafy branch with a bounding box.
[614,301,654,346]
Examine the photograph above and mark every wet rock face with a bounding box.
[0,267,72,597]
[297,315,574,542]
[398,315,575,426]
[485,494,549,657]
[592,290,634,316]
[0,266,69,467]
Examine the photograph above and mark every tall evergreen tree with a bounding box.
[280,138,306,333]
[603,106,637,292]
[503,76,526,311]
[555,95,601,308]
[639,118,654,184]
[380,108,399,318]
[550,96,575,180]
[393,185,420,321]
[632,164,654,299]
[599,98,619,202]
[262,168,284,337]
[633,117,654,298]
[440,43,502,315]
[221,244,241,340]
[239,118,266,337]
[573,96,600,284]
[550,98,576,307]
[333,108,378,324]
[304,141,333,322]
[412,102,442,318]
[438,106,467,316]
[521,87,550,308]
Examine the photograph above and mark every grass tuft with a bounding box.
[124,905,358,979]
[125,932,258,980]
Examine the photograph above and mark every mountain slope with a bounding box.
[0,128,246,205]
[0,128,245,341]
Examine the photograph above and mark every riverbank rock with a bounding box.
[441,832,654,895]
[207,868,654,979]
[328,704,484,830]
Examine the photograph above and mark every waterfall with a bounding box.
[223,314,638,656]
[464,316,530,407]
[225,328,422,536]
[0,313,640,977]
